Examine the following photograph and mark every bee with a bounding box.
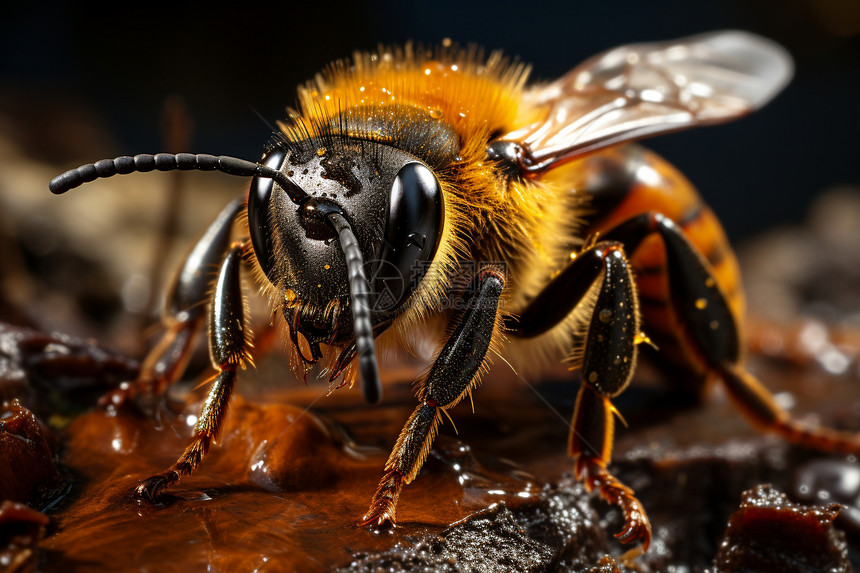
[50,30,860,551]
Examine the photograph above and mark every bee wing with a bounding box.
[499,30,793,173]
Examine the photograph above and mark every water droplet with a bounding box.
[428,107,443,119]
[599,309,612,323]
[317,147,326,157]
[695,298,708,310]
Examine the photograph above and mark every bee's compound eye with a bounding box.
[375,162,443,313]
[390,163,441,228]
[248,148,286,281]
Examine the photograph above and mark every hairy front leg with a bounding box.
[360,268,505,527]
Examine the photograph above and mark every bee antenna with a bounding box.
[49,153,309,204]
[326,211,383,404]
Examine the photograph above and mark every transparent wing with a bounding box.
[499,30,793,174]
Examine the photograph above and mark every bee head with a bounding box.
[248,136,444,395]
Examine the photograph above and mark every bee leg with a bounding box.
[135,243,252,501]
[100,199,242,409]
[573,244,652,549]
[359,268,505,528]
[610,212,860,452]
[571,385,651,548]
[508,241,651,548]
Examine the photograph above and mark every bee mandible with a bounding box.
[49,30,860,551]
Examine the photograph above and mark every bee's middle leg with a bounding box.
[508,241,652,549]
[135,242,252,501]
[360,268,505,527]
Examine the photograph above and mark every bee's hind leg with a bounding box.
[360,267,505,527]
[606,211,860,453]
[100,199,242,409]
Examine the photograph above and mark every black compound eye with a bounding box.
[374,162,444,313]
[248,148,286,281]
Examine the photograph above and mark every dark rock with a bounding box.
[338,503,559,573]
[712,484,850,572]
[0,501,50,573]
[0,400,66,508]
[0,322,138,416]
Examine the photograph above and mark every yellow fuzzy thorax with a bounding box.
[292,44,529,150]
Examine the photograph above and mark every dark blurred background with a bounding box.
[1,0,858,241]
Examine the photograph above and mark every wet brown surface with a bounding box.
[2,342,857,572]
[36,367,556,572]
